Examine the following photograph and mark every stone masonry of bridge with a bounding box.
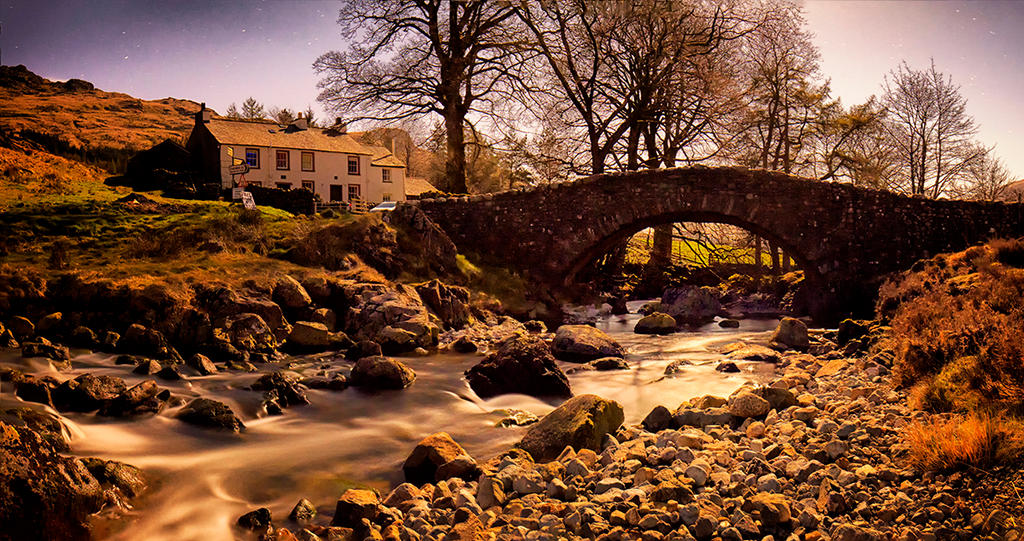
[410,166,1024,321]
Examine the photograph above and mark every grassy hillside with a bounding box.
[0,64,200,155]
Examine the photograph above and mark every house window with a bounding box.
[276,182,291,190]
[382,193,392,202]
[382,168,391,183]
[301,151,315,172]
[348,184,361,201]
[347,156,359,175]
[245,148,259,168]
[276,150,290,170]
[301,181,314,192]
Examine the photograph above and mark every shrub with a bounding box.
[905,413,1024,472]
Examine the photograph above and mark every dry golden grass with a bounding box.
[906,413,1024,472]
[0,87,198,152]
[878,238,1024,413]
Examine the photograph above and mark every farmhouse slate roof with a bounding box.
[205,118,399,160]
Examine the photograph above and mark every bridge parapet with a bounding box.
[414,166,1024,321]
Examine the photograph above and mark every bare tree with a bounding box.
[225,103,241,119]
[882,60,985,198]
[733,2,825,174]
[269,107,296,124]
[314,0,522,193]
[955,151,1013,201]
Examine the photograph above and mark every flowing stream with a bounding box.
[0,304,778,540]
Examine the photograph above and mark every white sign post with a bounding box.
[241,191,256,210]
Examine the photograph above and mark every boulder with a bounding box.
[186,353,218,376]
[236,507,273,535]
[770,317,809,351]
[451,336,478,353]
[289,498,317,524]
[14,375,57,408]
[465,335,571,399]
[661,286,721,324]
[551,325,625,362]
[837,319,872,346]
[53,374,127,413]
[251,372,309,408]
[345,340,382,360]
[376,326,418,355]
[272,275,312,310]
[177,398,245,432]
[36,312,64,336]
[287,321,330,350]
[517,394,624,462]
[132,359,162,375]
[331,489,380,528]
[728,392,771,418]
[220,313,279,353]
[718,318,741,328]
[726,344,782,363]
[81,458,146,498]
[99,380,170,417]
[634,313,677,335]
[119,324,179,360]
[402,432,477,484]
[642,405,673,432]
[21,338,70,364]
[69,326,98,349]
[590,357,629,371]
[8,315,35,339]
[350,356,416,390]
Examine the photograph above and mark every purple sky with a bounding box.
[2,0,1023,177]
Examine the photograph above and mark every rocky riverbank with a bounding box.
[228,320,1023,541]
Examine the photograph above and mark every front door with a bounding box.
[348,184,361,201]
[329,184,345,202]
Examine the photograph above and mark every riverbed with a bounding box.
[0,307,778,541]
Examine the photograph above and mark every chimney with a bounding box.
[195,102,211,125]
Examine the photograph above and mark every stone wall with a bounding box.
[412,166,1024,322]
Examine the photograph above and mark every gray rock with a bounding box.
[551,325,625,362]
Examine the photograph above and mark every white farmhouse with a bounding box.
[186,104,406,205]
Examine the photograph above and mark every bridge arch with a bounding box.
[413,166,1024,322]
[563,209,819,289]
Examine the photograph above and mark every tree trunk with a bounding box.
[753,236,763,286]
[444,109,467,193]
[770,240,780,281]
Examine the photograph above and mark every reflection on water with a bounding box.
[0,305,778,541]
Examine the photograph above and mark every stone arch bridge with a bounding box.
[410,167,1024,321]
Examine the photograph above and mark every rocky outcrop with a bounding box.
[415,280,472,330]
[343,283,439,349]
[350,356,416,390]
[517,394,624,462]
[551,325,625,362]
[660,286,722,324]
[465,335,571,399]
[0,418,142,541]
